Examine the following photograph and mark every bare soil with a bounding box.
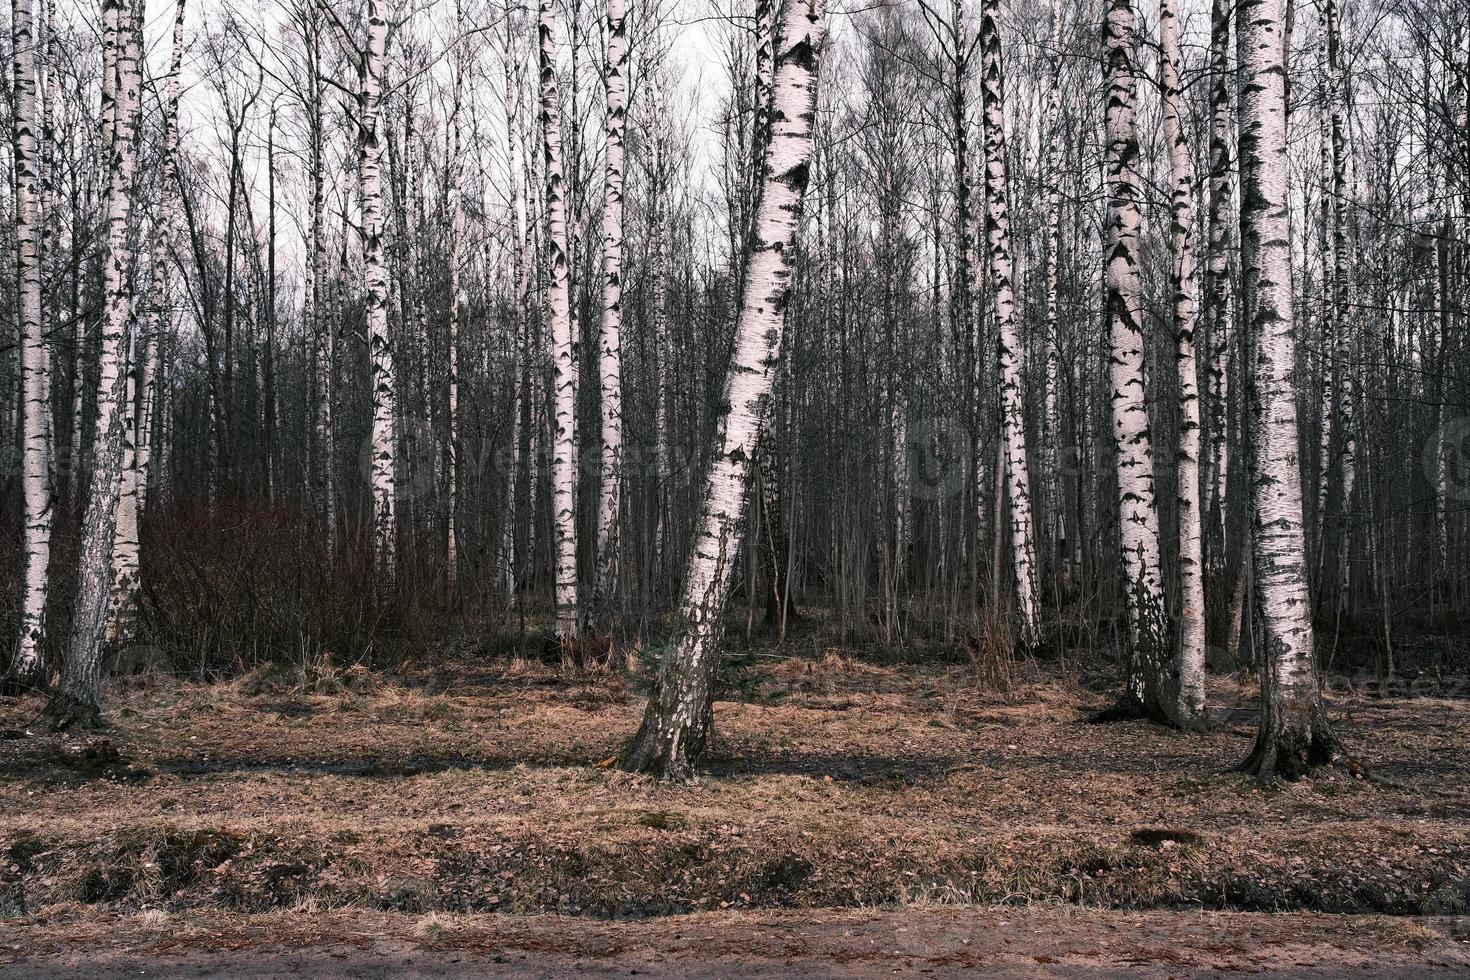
[2,650,1468,928]
[3,906,1469,978]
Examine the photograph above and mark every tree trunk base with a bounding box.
[621,694,714,783]
[43,691,105,732]
[1088,695,1210,732]
[1238,704,1341,785]
[622,722,699,782]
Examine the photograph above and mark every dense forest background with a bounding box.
[1,0,1467,731]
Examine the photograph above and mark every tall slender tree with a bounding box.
[445,0,467,589]
[623,0,825,780]
[45,0,143,728]
[1237,0,1341,781]
[594,0,629,616]
[977,0,1041,649]
[361,0,398,581]
[10,0,52,686]
[540,0,581,642]
[1103,0,1170,717]
[1159,0,1206,724]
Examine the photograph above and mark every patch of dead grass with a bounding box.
[2,658,1468,919]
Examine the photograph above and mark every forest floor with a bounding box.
[2,639,1469,973]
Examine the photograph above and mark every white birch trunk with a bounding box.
[1238,0,1339,780]
[540,0,580,640]
[1104,0,1170,714]
[1203,0,1233,572]
[978,0,1041,649]
[11,0,52,685]
[38,0,57,497]
[361,0,397,581]
[105,324,141,644]
[1324,0,1355,613]
[594,0,629,612]
[46,0,141,728]
[624,0,824,779]
[1159,0,1206,723]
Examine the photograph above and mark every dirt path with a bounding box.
[3,907,1468,978]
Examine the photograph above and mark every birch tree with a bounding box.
[1237,0,1342,781]
[977,0,1041,649]
[104,325,142,644]
[623,0,824,780]
[1102,0,1171,718]
[445,0,466,588]
[10,0,52,686]
[45,0,143,728]
[1041,1,1065,594]
[1158,0,1206,724]
[302,0,335,563]
[1202,0,1234,593]
[362,0,398,580]
[140,0,188,515]
[540,0,581,642]
[594,0,629,614]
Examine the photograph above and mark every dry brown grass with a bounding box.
[2,653,1468,919]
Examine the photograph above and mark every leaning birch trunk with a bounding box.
[361,0,397,581]
[1159,0,1206,725]
[1103,0,1171,717]
[540,0,580,642]
[10,0,52,686]
[45,0,141,729]
[622,0,824,780]
[593,0,628,616]
[1237,0,1341,782]
[977,0,1040,649]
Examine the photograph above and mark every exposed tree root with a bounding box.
[42,691,105,732]
[1234,721,1402,788]
[1086,700,1211,732]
